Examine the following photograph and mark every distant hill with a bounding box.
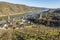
[0,2,60,17]
[53,9,60,13]
[44,9,60,14]
[0,2,34,15]
[0,2,42,17]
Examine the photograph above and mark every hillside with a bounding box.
[0,2,60,17]
[0,2,39,17]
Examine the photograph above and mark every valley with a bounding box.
[0,2,60,40]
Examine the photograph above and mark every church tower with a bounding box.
[40,13,42,19]
[8,15,10,22]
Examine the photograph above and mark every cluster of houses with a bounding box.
[0,13,42,29]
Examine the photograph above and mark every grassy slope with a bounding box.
[0,25,60,40]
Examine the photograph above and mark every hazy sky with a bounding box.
[0,0,60,8]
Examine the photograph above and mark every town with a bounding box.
[0,10,42,29]
[0,10,60,30]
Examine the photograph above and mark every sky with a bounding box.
[0,0,60,8]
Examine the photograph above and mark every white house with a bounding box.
[3,24,8,29]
